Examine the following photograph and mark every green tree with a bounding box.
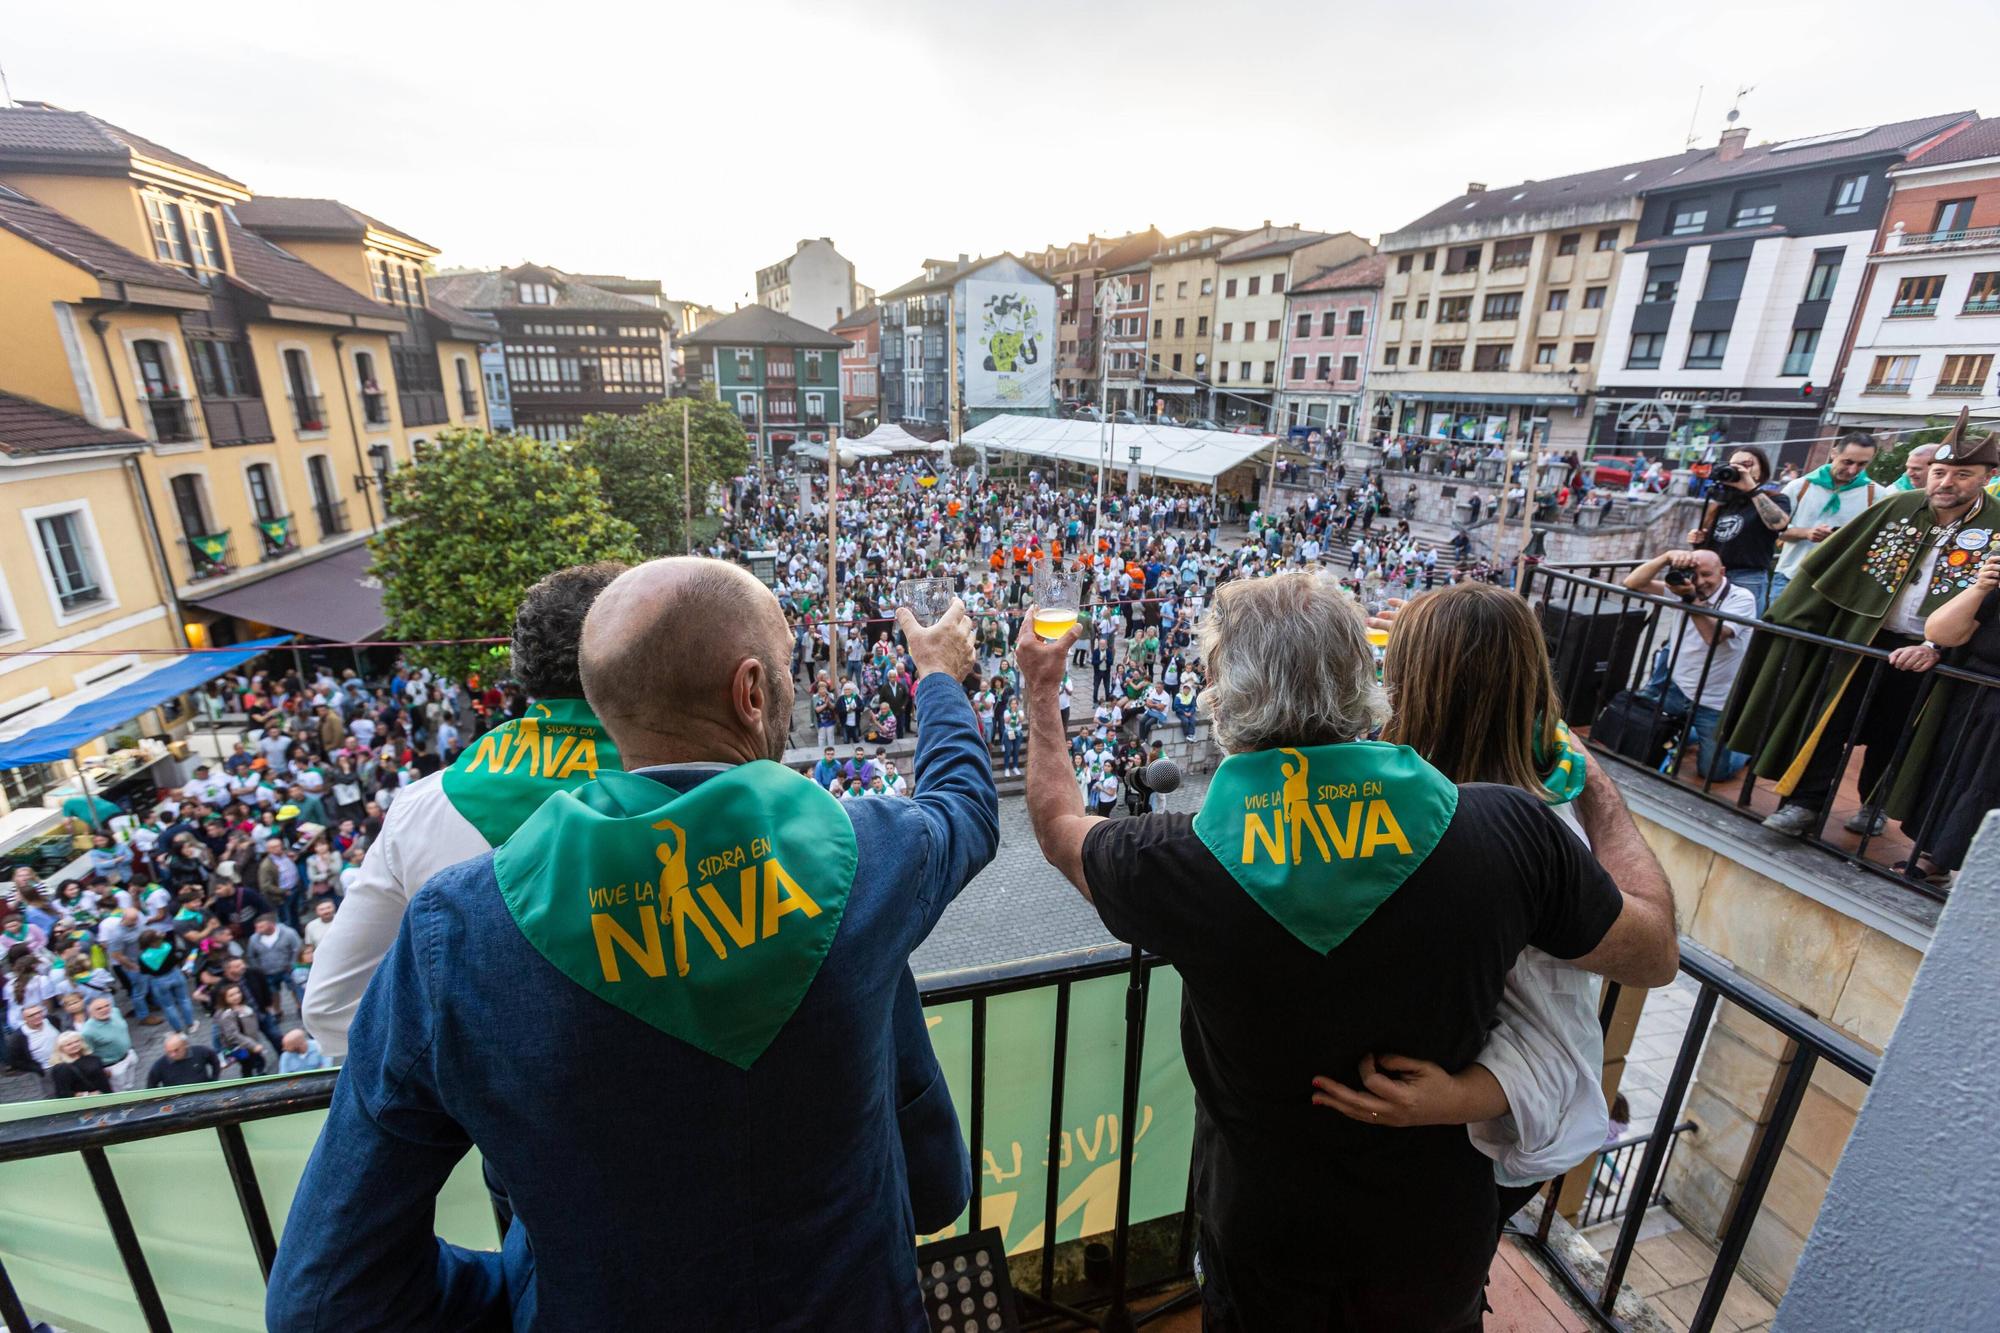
[370,428,643,681]
[571,394,751,555]
[1866,415,1954,486]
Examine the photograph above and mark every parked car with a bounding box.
[1589,454,1672,489]
[1072,406,1103,422]
[1186,417,1224,432]
[1111,410,1140,425]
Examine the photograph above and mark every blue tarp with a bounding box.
[0,635,292,768]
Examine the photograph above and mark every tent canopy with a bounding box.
[792,439,892,464]
[963,415,1277,485]
[854,424,942,453]
[0,635,292,768]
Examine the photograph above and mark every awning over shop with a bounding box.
[190,545,385,642]
[963,414,1277,485]
[1389,390,1581,408]
[1148,385,1196,396]
[0,635,292,768]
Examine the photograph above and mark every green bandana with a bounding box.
[440,699,621,846]
[140,944,171,970]
[1191,742,1459,953]
[1802,465,1874,518]
[1534,718,1587,806]
[493,764,857,1070]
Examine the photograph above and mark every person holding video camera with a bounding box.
[1688,446,1792,615]
[1623,548,1756,779]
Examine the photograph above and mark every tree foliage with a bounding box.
[1865,415,1954,486]
[570,394,751,555]
[370,428,643,680]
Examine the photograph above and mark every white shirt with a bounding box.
[301,772,485,1060]
[1670,580,1758,711]
[1884,536,1948,639]
[1774,476,1879,578]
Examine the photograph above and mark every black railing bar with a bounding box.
[1688,1047,1817,1333]
[1041,981,1072,1304]
[82,1145,173,1333]
[1014,1288,1106,1327]
[1132,1286,1201,1326]
[1103,946,1151,1333]
[215,1122,277,1281]
[1797,645,1856,842]
[0,1070,338,1163]
[1537,569,2000,688]
[917,943,1161,1004]
[0,1254,32,1333]
[1676,939,1878,1083]
[1600,982,1717,1305]
[968,994,987,1237]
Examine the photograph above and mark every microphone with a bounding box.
[1140,758,1182,794]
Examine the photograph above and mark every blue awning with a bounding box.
[0,635,292,768]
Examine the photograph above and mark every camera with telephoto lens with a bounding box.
[1709,463,1744,485]
[1663,565,1697,590]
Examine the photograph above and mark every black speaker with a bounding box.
[1540,592,1651,722]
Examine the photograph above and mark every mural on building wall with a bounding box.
[965,279,1053,409]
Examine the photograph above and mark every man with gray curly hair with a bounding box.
[1016,571,1676,1331]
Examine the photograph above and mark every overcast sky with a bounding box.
[6,1,1995,309]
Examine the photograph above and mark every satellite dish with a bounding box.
[1726,107,1740,125]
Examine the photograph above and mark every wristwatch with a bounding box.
[1922,640,1941,654]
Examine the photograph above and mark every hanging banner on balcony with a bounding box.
[965,279,1054,411]
[257,516,292,551]
[189,532,231,568]
[919,965,1196,1256]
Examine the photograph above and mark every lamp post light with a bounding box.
[1127,441,1143,495]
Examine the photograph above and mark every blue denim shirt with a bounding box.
[267,674,996,1331]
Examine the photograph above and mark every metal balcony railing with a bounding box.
[1935,381,1989,396]
[1862,379,1914,395]
[289,393,327,432]
[142,395,198,444]
[314,498,351,539]
[180,531,233,582]
[1892,224,2000,248]
[1524,560,2000,898]
[1887,300,1939,318]
[255,513,298,558]
[360,389,390,426]
[461,388,482,417]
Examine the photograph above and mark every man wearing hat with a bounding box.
[1727,408,2000,837]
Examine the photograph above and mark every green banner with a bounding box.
[188,531,231,568]
[257,515,293,550]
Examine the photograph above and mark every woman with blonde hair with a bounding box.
[49,1030,112,1098]
[1311,580,1610,1231]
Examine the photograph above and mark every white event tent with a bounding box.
[963,414,1278,485]
[853,423,942,453]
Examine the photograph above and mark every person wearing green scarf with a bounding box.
[1892,441,1939,491]
[1772,434,1883,602]
[1015,572,1677,1331]
[272,558,998,1331]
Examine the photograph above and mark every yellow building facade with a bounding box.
[0,105,497,805]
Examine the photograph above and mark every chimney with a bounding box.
[1466,182,1487,194]
[958,252,969,264]
[1718,126,1750,161]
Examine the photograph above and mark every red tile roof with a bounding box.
[234,196,434,251]
[223,217,397,321]
[0,185,208,293]
[0,391,144,457]
[1901,116,2000,170]
[1290,254,1389,294]
[0,104,245,190]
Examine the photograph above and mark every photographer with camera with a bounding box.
[1688,446,1792,615]
[1623,548,1756,779]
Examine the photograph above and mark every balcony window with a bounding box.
[1804,250,1844,302]
[1423,251,1438,271]
[1626,332,1665,370]
[1482,292,1522,320]
[1890,275,1944,318]
[1570,341,1593,363]
[1390,301,1406,320]
[1384,347,1400,366]
[1642,267,1680,304]
[1472,343,1512,372]
[1491,238,1533,270]
[1731,188,1778,229]
[1438,296,1471,323]
[1396,255,1414,273]
[34,510,107,611]
[1668,200,1708,235]
[1536,343,1558,365]
[283,349,326,432]
[1595,229,1620,251]
[1966,272,2000,315]
[1557,233,1581,257]
[1931,198,1976,239]
[1938,353,1994,396]
[1865,355,1918,394]
[1684,329,1729,369]
[1829,172,1867,216]
[1444,245,1482,274]
[168,474,230,579]
[1782,327,1819,377]
[1429,345,1463,371]
[354,350,390,426]
[1546,290,1569,312]
[1415,299,1429,318]
[133,339,197,443]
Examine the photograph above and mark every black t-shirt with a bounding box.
[1080,783,1622,1277]
[1958,589,2000,675]
[1702,486,1791,574]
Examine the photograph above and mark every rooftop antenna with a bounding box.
[1683,85,1705,148]
[0,52,13,108]
[1726,84,1756,130]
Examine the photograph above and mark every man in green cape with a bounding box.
[1726,408,2000,837]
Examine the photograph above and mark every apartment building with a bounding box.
[1368,151,1710,450]
[755,238,867,331]
[0,104,492,675]
[1100,254,1152,415]
[680,305,848,459]
[1596,111,1975,464]
[878,253,1056,431]
[1144,227,1240,419]
[1210,226,1373,427]
[831,305,880,434]
[1276,254,1388,437]
[1830,117,2000,432]
[428,266,671,443]
[1026,230,1162,406]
